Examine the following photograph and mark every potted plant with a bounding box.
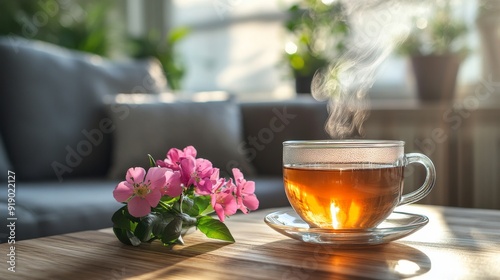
[284,0,349,94]
[398,3,468,102]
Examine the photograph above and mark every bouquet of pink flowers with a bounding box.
[112,146,259,246]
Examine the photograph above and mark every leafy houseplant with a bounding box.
[284,0,349,93]
[112,146,259,247]
[398,4,468,102]
[127,27,190,91]
[0,0,113,56]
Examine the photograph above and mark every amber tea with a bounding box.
[283,140,436,230]
[284,163,405,229]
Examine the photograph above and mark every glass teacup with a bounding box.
[283,140,436,229]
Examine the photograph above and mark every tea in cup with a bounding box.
[283,140,436,229]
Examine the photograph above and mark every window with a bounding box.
[126,0,491,100]
[169,0,295,99]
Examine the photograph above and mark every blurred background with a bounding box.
[1,0,499,209]
[1,0,492,99]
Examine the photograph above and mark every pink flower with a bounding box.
[211,180,237,222]
[113,167,165,217]
[180,156,215,195]
[210,168,220,184]
[233,168,259,213]
[157,146,197,170]
[161,170,183,197]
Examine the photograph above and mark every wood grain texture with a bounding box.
[1,204,499,280]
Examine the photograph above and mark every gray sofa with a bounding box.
[0,37,329,242]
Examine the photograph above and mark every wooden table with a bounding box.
[1,204,499,279]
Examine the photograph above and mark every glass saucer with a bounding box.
[264,209,428,246]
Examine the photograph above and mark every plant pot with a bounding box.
[294,74,314,94]
[411,54,461,102]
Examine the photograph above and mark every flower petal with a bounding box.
[113,181,134,202]
[196,158,213,178]
[156,159,168,168]
[224,178,236,194]
[214,203,225,222]
[210,168,220,183]
[242,181,256,194]
[180,156,196,185]
[211,192,218,208]
[164,171,183,197]
[232,168,244,182]
[166,148,182,166]
[243,194,259,211]
[237,196,247,214]
[145,167,167,189]
[126,167,146,184]
[195,178,213,195]
[222,193,238,216]
[145,189,162,208]
[183,146,197,158]
[127,196,151,217]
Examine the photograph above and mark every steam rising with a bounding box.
[312,0,422,139]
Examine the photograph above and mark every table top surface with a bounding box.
[1,204,500,280]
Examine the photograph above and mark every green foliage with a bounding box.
[112,206,141,246]
[134,214,158,242]
[156,215,184,245]
[148,154,156,168]
[127,27,190,91]
[0,0,112,56]
[397,4,468,57]
[284,0,350,77]
[197,216,235,243]
[181,195,212,217]
[0,1,190,90]
[111,195,233,247]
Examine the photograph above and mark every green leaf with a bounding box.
[148,154,156,167]
[149,212,184,245]
[288,4,300,13]
[112,206,138,231]
[168,27,190,44]
[178,212,197,227]
[195,196,212,215]
[197,216,235,243]
[160,216,183,245]
[199,204,214,217]
[111,206,130,229]
[181,196,195,215]
[181,195,212,216]
[126,229,142,246]
[113,227,141,246]
[113,227,130,245]
[135,214,160,242]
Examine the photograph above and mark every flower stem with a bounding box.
[179,193,184,214]
[158,200,172,211]
[158,200,183,215]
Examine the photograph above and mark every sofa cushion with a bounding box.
[240,99,330,176]
[107,99,256,180]
[0,37,167,181]
[0,180,122,242]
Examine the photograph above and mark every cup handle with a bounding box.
[398,153,436,206]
